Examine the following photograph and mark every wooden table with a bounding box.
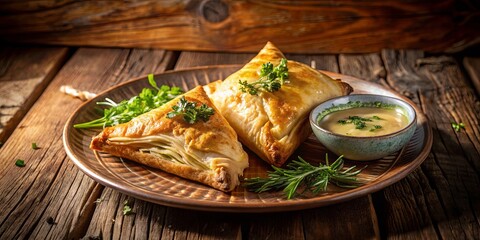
[1,45,479,239]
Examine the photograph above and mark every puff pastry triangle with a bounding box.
[205,42,352,166]
[90,86,249,192]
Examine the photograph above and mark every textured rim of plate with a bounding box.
[63,65,433,212]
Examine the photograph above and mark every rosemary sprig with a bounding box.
[239,58,289,95]
[244,155,365,199]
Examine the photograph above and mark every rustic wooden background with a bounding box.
[0,0,479,53]
[1,0,480,239]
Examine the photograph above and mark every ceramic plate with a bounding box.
[63,65,432,212]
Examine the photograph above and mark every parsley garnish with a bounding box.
[244,154,365,199]
[451,122,465,132]
[239,58,289,95]
[32,143,39,150]
[74,74,183,128]
[338,116,370,129]
[370,125,383,132]
[15,159,25,167]
[167,97,214,124]
[337,115,384,131]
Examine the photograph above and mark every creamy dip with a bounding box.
[318,107,409,137]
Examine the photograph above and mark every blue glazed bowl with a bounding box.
[309,94,417,161]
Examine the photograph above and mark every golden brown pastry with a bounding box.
[90,86,249,192]
[204,42,352,167]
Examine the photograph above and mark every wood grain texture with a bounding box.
[175,51,339,72]
[0,46,69,144]
[463,57,480,96]
[303,196,379,240]
[339,53,386,85]
[0,48,176,239]
[0,0,478,53]
[372,50,480,239]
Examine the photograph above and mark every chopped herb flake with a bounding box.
[336,115,380,130]
[370,125,383,132]
[122,200,133,215]
[451,122,465,132]
[15,159,25,167]
[32,143,38,150]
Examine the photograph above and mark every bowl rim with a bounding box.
[309,94,417,139]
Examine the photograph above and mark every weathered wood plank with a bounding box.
[0,48,176,239]
[373,50,480,239]
[303,196,379,239]
[0,0,478,53]
[339,53,386,85]
[160,208,242,240]
[175,52,254,70]
[175,52,340,72]
[463,57,480,96]
[0,46,69,145]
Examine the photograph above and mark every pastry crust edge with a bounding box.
[90,132,235,192]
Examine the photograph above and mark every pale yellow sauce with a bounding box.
[318,107,409,137]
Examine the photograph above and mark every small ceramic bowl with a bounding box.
[309,94,417,161]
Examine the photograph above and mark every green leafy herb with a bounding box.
[451,122,465,132]
[32,142,38,150]
[370,125,383,132]
[74,74,183,128]
[166,97,214,124]
[15,159,25,167]
[123,200,133,215]
[244,154,365,199]
[239,58,289,95]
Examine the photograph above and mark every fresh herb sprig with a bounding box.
[239,58,289,95]
[74,74,183,128]
[167,97,214,124]
[244,155,365,199]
